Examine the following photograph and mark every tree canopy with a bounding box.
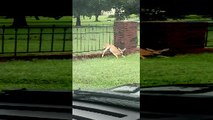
[0,0,71,27]
[141,0,213,20]
[72,0,140,26]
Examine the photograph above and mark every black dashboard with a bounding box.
[2,84,213,120]
[73,101,140,120]
[141,84,213,120]
[0,89,72,120]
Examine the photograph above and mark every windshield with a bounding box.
[140,1,213,88]
[72,1,140,116]
[72,0,140,90]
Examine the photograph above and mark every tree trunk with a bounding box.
[95,14,99,22]
[12,16,28,27]
[76,15,81,26]
[34,16,40,20]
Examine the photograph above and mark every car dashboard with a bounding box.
[73,100,140,120]
[0,89,72,120]
[141,84,213,120]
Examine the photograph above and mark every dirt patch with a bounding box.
[0,53,72,62]
[73,52,111,60]
[73,48,140,60]
[0,48,144,62]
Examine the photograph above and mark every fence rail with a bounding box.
[0,25,71,56]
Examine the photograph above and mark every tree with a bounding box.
[141,0,213,21]
[108,0,140,20]
[10,16,64,28]
[12,16,28,27]
[122,0,140,18]
[72,0,91,26]
[87,0,112,22]
[72,0,140,26]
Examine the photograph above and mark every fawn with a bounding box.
[102,44,126,58]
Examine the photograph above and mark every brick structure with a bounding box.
[140,21,208,53]
[114,21,138,54]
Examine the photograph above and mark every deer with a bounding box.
[140,48,170,59]
[102,44,126,59]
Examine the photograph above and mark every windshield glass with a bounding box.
[72,0,140,90]
[140,1,213,88]
[0,16,72,91]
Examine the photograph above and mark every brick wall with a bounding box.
[140,21,208,53]
[113,21,138,54]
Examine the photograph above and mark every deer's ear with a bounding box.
[122,48,126,52]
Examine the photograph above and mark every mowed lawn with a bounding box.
[73,53,140,89]
[141,53,213,87]
[0,59,72,90]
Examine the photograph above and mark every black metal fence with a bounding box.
[0,25,71,56]
[72,24,140,54]
[72,25,114,53]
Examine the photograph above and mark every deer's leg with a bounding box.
[158,55,169,58]
[141,55,145,59]
[111,52,118,58]
[102,47,110,57]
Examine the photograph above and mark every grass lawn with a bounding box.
[72,15,114,26]
[0,59,72,90]
[0,16,72,26]
[73,53,140,90]
[141,53,213,87]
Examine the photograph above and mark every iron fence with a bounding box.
[0,25,71,56]
[72,25,114,53]
[72,24,140,54]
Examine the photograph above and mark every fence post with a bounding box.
[39,28,43,52]
[1,25,5,54]
[14,28,18,56]
[51,25,55,52]
[27,26,30,53]
[114,21,138,54]
[62,27,67,52]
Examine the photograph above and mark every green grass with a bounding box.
[72,15,139,26]
[0,16,72,26]
[72,15,115,26]
[73,53,140,89]
[141,53,213,87]
[0,59,72,90]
